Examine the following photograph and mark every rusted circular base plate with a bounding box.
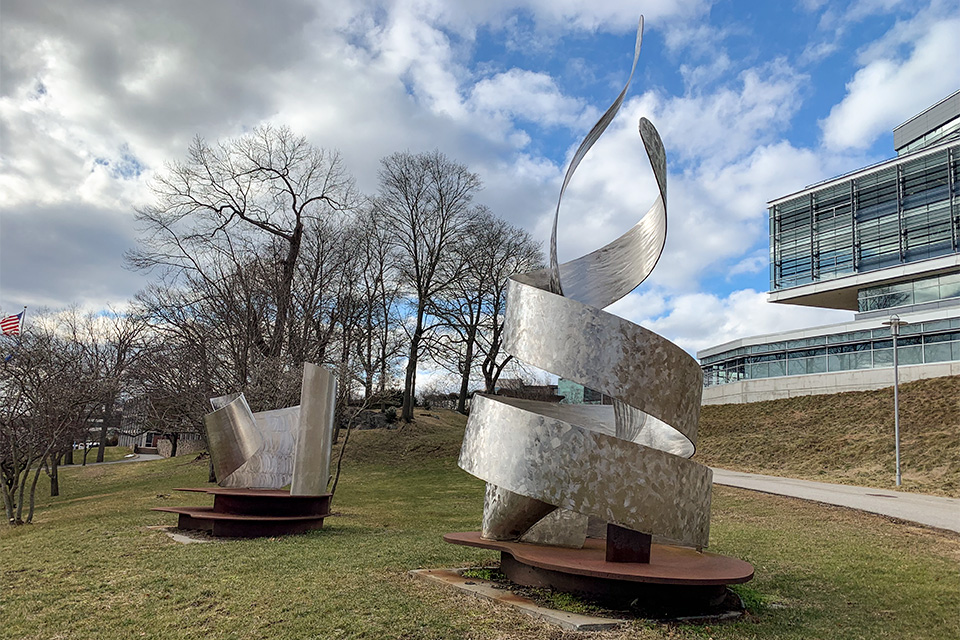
[446,531,753,612]
[444,531,754,585]
[153,488,332,538]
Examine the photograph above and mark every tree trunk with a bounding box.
[269,223,304,358]
[401,306,425,422]
[15,452,34,524]
[483,352,512,394]
[49,454,60,497]
[169,432,179,457]
[97,400,113,463]
[401,334,420,422]
[26,461,43,524]
[208,457,217,483]
[64,447,74,465]
[2,475,15,524]
[456,329,477,414]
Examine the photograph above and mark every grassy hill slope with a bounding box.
[1,410,957,639]
[696,375,960,497]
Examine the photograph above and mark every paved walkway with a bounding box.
[68,452,165,467]
[712,468,960,534]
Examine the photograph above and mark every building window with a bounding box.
[701,325,960,386]
[770,145,958,291]
[857,272,960,312]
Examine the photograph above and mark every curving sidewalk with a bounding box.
[712,468,960,534]
[72,452,166,466]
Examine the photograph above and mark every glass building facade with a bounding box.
[858,272,960,312]
[896,117,960,155]
[702,95,960,393]
[770,143,960,291]
[702,317,960,387]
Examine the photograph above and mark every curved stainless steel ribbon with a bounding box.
[459,16,710,549]
[204,363,337,493]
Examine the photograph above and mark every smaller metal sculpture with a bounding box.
[154,363,338,538]
[205,362,337,493]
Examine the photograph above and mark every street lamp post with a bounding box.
[883,315,909,487]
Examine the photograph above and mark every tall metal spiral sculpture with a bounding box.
[457,17,711,553]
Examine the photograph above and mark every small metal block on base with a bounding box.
[606,523,651,563]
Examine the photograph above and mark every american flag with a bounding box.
[1,312,23,336]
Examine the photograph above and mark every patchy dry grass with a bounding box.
[341,410,468,465]
[1,409,957,640]
[698,375,960,496]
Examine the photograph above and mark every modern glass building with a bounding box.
[700,312,960,387]
[700,91,960,403]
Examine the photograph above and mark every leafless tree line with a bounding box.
[0,125,543,523]
[0,310,143,523]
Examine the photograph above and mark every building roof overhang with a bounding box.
[767,139,959,207]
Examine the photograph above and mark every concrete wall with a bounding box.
[701,362,960,405]
[157,437,206,458]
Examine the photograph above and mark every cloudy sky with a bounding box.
[2,0,959,356]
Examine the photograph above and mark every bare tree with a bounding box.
[477,219,544,394]
[373,150,479,421]
[349,210,404,402]
[84,310,147,463]
[429,210,545,410]
[128,125,357,360]
[1,312,105,522]
[126,292,214,432]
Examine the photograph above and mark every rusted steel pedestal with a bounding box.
[444,531,753,612]
[154,488,332,538]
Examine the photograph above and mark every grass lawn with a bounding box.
[698,375,960,497]
[2,411,958,639]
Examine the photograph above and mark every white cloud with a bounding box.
[727,250,768,278]
[606,288,668,320]
[820,9,960,151]
[678,52,734,89]
[662,22,742,61]
[798,39,840,66]
[469,69,591,129]
[845,0,912,23]
[369,0,469,119]
[445,0,709,32]
[639,289,852,355]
